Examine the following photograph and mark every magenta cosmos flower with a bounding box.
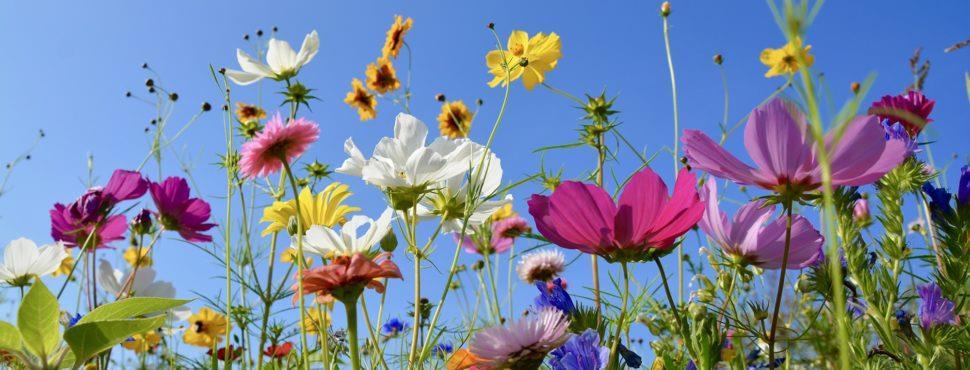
[528,167,703,262]
[699,182,822,269]
[150,177,216,243]
[239,113,320,178]
[682,98,909,195]
[868,91,934,137]
[50,169,147,250]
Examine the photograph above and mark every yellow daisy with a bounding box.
[235,102,266,122]
[344,78,378,121]
[437,100,473,139]
[759,37,814,78]
[260,183,359,236]
[304,306,332,335]
[122,330,161,354]
[486,30,562,90]
[366,57,401,94]
[52,254,74,277]
[490,203,517,222]
[183,307,227,348]
[382,15,413,59]
[123,246,152,268]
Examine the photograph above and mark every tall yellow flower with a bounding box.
[382,15,413,59]
[365,57,401,94]
[344,78,378,121]
[261,183,359,236]
[183,307,227,348]
[52,254,74,277]
[123,246,152,268]
[304,305,332,335]
[437,100,473,139]
[486,31,562,90]
[759,38,814,78]
[122,330,161,353]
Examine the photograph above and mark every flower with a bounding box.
[0,238,68,286]
[958,165,970,208]
[122,331,161,354]
[528,167,703,262]
[382,15,413,59]
[491,215,530,248]
[296,253,402,302]
[130,209,153,236]
[922,182,953,217]
[548,329,609,370]
[381,318,409,337]
[208,346,243,362]
[239,114,320,178]
[868,91,935,136]
[123,246,152,268]
[759,38,814,77]
[260,183,359,236]
[50,196,127,249]
[264,342,293,358]
[302,208,393,258]
[682,98,910,194]
[183,307,228,348]
[534,278,575,314]
[344,78,378,121]
[150,177,217,243]
[433,342,455,356]
[447,348,485,370]
[437,100,473,139]
[698,182,823,269]
[418,144,510,234]
[365,57,401,94]
[853,198,870,224]
[304,306,331,335]
[917,283,956,329]
[516,249,566,283]
[235,102,266,123]
[280,248,313,266]
[225,30,319,85]
[102,169,149,207]
[468,308,571,369]
[491,203,516,221]
[486,31,562,90]
[52,253,74,277]
[98,260,176,298]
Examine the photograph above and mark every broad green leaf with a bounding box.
[63,316,165,363]
[17,279,60,359]
[78,297,190,325]
[0,320,21,351]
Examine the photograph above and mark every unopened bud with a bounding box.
[476,98,484,106]
[380,232,398,252]
[169,93,179,101]
[660,2,671,17]
[145,79,154,87]
[256,29,264,37]
[713,54,723,65]
[202,102,212,111]
[850,82,860,94]
[487,22,495,29]
[435,93,446,102]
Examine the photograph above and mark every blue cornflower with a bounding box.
[432,342,453,356]
[534,278,575,314]
[957,165,969,208]
[68,313,82,328]
[894,308,912,327]
[381,318,409,337]
[922,183,954,216]
[548,329,609,370]
[917,283,956,330]
[685,360,697,370]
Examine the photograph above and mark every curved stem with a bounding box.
[767,200,794,369]
[662,13,685,306]
[607,262,630,368]
[654,257,693,361]
[281,160,310,368]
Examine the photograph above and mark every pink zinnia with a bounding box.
[295,252,402,303]
[468,308,571,369]
[149,177,216,243]
[698,182,822,269]
[527,167,704,262]
[868,91,934,136]
[682,98,909,194]
[239,113,320,178]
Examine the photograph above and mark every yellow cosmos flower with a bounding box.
[183,307,227,348]
[52,254,74,277]
[280,248,313,266]
[490,203,517,222]
[261,183,359,236]
[235,102,266,122]
[366,57,401,94]
[123,246,152,268]
[382,15,413,59]
[304,306,332,335]
[437,100,473,139]
[486,30,562,90]
[122,330,161,354]
[344,78,378,121]
[759,37,814,78]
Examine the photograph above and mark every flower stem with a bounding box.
[344,298,362,370]
[406,205,422,369]
[767,200,794,369]
[654,257,694,361]
[607,262,630,369]
[662,11,685,306]
[281,159,310,368]
[256,232,280,370]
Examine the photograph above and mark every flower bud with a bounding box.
[435,93,446,102]
[131,209,154,235]
[660,2,671,17]
[853,198,870,225]
[713,54,723,65]
[850,82,860,94]
[202,102,212,111]
[380,231,398,252]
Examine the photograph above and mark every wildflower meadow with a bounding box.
[1,1,969,369]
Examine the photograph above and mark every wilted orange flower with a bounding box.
[344,78,377,121]
[382,15,413,59]
[295,252,402,303]
[235,102,266,122]
[437,100,473,138]
[365,57,401,94]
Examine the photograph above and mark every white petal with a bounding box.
[406,147,447,185]
[295,30,319,70]
[235,49,273,77]
[97,260,124,296]
[362,157,407,188]
[394,113,429,155]
[225,69,265,86]
[303,225,344,256]
[335,138,367,177]
[358,208,394,252]
[4,238,39,278]
[32,242,67,277]
[266,38,298,75]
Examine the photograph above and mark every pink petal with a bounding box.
[754,215,823,269]
[826,115,908,186]
[744,99,815,183]
[682,129,768,186]
[644,169,704,249]
[614,167,668,247]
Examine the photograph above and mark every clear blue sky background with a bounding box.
[1,0,968,361]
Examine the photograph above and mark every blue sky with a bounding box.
[1,0,968,361]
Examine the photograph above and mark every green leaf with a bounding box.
[0,320,21,351]
[63,316,165,363]
[17,279,60,359]
[78,297,190,325]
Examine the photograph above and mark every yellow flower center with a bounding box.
[509,43,525,56]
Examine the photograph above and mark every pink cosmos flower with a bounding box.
[49,169,147,250]
[682,98,909,194]
[698,182,822,269]
[149,177,216,243]
[296,252,402,303]
[239,113,320,178]
[868,91,934,136]
[468,308,571,369]
[528,167,704,262]
[456,216,531,255]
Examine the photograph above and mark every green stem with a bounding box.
[406,206,422,369]
[255,232,280,370]
[344,298,362,370]
[662,12,684,306]
[767,200,794,369]
[655,257,693,361]
[482,250,503,321]
[281,160,310,368]
[607,262,630,368]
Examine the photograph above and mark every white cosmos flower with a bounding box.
[225,30,319,85]
[0,238,67,285]
[336,113,484,190]
[301,208,394,257]
[98,260,191,320]
[418,149,511,234]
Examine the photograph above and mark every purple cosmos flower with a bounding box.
[868,91,935,137]
[149,177,216,243]
[698,182,823,269]
[917,283,956,330]
[534,278,575,314]
[101,169,148,207]
[49,170,147,250]
[468,308,571,369]
[682,98,909,193]
[548,329,609,370]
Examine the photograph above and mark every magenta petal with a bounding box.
[614,168,668,247]
[682,129,768,186]
[744,99,814,183]
[102,169,147,205]
[528,194,595,253]
[99,214,129,246]
[528,181,617,254]
[827,115,908,186]
[698,182,731,249]
[754,215,823,269]
[644,169,704,249]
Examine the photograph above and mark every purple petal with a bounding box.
[682,129,768,186]
[744,98,815,184]
[826,115,908,186]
